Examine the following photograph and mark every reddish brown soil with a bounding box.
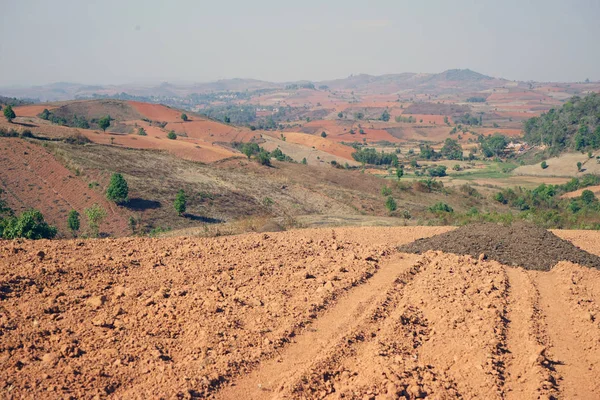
[1,226,600,399]
[0,138,128,237]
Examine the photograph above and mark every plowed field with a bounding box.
[1,226,599,399]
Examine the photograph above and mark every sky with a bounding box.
[1,0,599,86]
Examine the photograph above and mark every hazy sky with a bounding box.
[1,0,599,86]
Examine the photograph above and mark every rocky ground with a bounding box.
[1,225,599,399]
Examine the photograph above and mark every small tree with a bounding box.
[181,113,188,122]
[381,110,390,122]
[321,131,327,138]
[581,190,596,205]
[385,196,397,213]
[106,173,129,204]
[541,161,548,169]
[381,186,392,196]
[337,112,343,118]
[3,105,16,122]
[137,127,147,136]
[577,161,583,172]
[174,189,187,216]
[167,130,177,140]
[256,150,271,166]
[128,216,137,234]
[396,168,404,180]
[67,209,80,237]
[302,157,307,165]
[224,116,231,124]
[98,115,111,132]
[85,204,107,238]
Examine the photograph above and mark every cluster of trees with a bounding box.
[523,93,600,154]
[493,175,600,223]
[351,147,399,166]
[238,142,294,166]
[440,138,464,160]
[395,115,416,123]
[478,133,509,157]
[466,97,486,103]
[455,113,482,126]
[285,82,315,90]
[38,109,111,131]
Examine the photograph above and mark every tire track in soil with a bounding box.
[214,253,422,399]
[504,267,560,400]
[531,264,600,399]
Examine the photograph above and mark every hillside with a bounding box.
[524,92,600,154]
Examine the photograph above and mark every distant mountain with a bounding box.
[0,69,524,101]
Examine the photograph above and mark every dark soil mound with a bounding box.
[398,222,600,271]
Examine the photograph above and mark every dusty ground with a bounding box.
[1,226,600,399]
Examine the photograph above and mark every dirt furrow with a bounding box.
[214,254,421,399]
[504,267,559,399]
[531,262,600,399]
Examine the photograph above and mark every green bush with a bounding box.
[3,105,16,122]
[256,151,271,166]
[428,165,447,177]
[106,173,129,204]
[98,115,111,132]
[174,189,187,216]
[85,204,107,238]
[2,210,57,239]
[67,210,80,237]
[385,196,397,212]
[428,202,454,213]
[541,161,548,169]
[381,186,392,196]
[581,189,596,204]
[167,130,177,140]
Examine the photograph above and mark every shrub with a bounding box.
[181,113,188,122]
[302,157,307,165]
[64,131,91,145]
[396,168,404,179]
[413,178,443,193]
[460,184,481,198]
[427,165,447,177]
[577,161,583,172]
[581,189,596,205]
[385,196,397,212]
[3,105,16,122]
[174,189,187,216]
[541,161,548,169]
[256,150,271,166]
[429,202,454,213]
[67,209,80,237]
[138,127,147,136]
[321,131,327,138]
[98,115,111,132]
[381,186,392,196]
[106,173,129,204]
[2,209,57,239]
[167,130,177,140]
[85,204,107,238]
